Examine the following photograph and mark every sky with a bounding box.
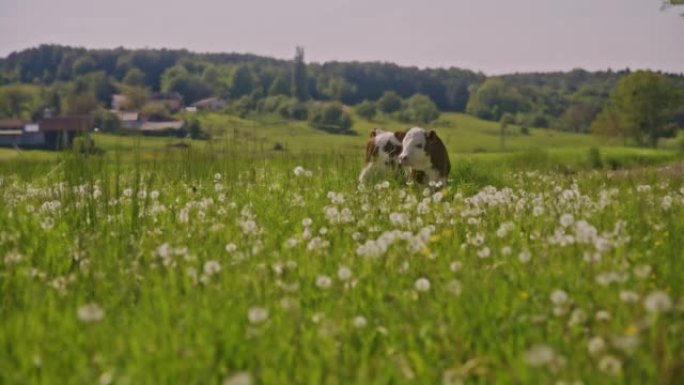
[0,0,683,75]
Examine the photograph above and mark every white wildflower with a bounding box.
[337,266,352,281]
[524,345,555,367]
[247,307,269,324]
[598,355,622,376]
[77,303,105,323]
[550,290,569,305]
[644,291,672,314]
[414,278,431,292]
[587,337,606,356]
[222,372,253,385]
[315,275,332,289]
[353,316,367,328]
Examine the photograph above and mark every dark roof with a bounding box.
[0,119,25,129]
[38,116,91,132]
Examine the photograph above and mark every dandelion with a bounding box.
[550,289,569,305]
[222,372,253,385]
[98,371,114,385]
[598,355,622,376]
[225,243,238,253]
[518,249,531,264]
[595,310,612,322]
[414,278,431,292]
[247,307,269,324]
[301,217,313,227]
[353,316,367,328]
[612,335,640,355]
[77,303,105,323]
[633,265,651,279]
[449,261,462,272]
[337,266,352,281]
[4,250,23,265]
[568,309,587,326]
[447,279,462,296]
[524,344,555,367]
[559,213,574,227]
[315,275,332,289]
[476,246,491,259]
[644,291,672,314]
[587,337,606,356]
[203,260,221,276]
[619,291,639,303]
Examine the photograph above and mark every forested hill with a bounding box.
[1,45,682,131]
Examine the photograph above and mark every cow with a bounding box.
[358,128,406,184]
[398,126,451,185]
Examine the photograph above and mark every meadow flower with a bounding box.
[612,335,640,355]
[414,278,431,292]
[550,290,569,305]
[4,250,23,265]
[644,291,672,314]
[301,217,313,227]
[619,291,639,303]
[353,316,367,328]
[203,260,221,275]
[587,337,606,356]
[337,266,352,281]
[225,243,238,253]
[222,372,252,385]
[247,307,269,324]
[315,275,332,289]
[476,247,491,259]
[449,261,462,272]
[518,250,531,264]
[77,303,105,323]
[568,309,587,326]
[447,279,462,296]
[523,344,555,367]
[633,264,652,279]
[595,310,611,321]
[598,355,622,375]
[559,213,574,228]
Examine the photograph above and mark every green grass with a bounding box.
[0,143,683,384]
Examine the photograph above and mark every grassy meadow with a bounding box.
[1,114,684,384]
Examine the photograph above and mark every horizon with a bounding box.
[1,0,683,76]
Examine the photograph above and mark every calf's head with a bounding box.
[365,128,405,167]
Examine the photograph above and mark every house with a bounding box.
[190,97,226,111]
[0,119,45,148]
[139,119,185,136]
[112,111,141,129]
[111,94,128,111]
[38,116,91,149]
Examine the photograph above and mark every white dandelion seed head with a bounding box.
[523,344,555,367]
[222,372,253,385]
[203,260,221,276]
[588,337,606,356]
[550,290,569,305]
[598,355,622,376]
[353,316,367,328]
[414,278,431,292]
[247,307,269,325]
[315,275,332,289]
[644,291,672,314]
[77,303,105,323]
[337,266,352,281]
[518,249,531,264]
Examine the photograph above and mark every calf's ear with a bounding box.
[427,130,437,140]
[370,128,378,138]
[394,131,406,141]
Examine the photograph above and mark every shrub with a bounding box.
[396,94,440,124]
[355,100,377,121]
[308,102,354,134]
[586,146,603,169]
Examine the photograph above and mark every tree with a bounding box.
[291,46,309,101]
[590,105,631,145]
[377,91,402,114]
[559,102,600,133]
[398,94,441,124]
[608,71,681,147]
[120,85,150,110]
[72,56,96,76]
[355,100,377,120]
[123,68,147,87]
[268,76,290,96]
[160,65,212,104]
[230,65,255,98]
[499,112,515,150]
[0,86,35,119]
[309,102,353,134]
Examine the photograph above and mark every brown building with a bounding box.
[38,116,91,149]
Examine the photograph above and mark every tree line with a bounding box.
[1,44,682,145]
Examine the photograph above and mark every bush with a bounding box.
[355,100,377,120]
[257,95,291,115]
[308,102,354,134]
[586,146,603,169]
[396,94,440,124]
[186,119,210,140]
[92,109,121,133]
[377,91,402,114]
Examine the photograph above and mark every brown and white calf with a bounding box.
[398,127,451,185]
[358,128,406,184]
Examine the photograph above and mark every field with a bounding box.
[1,115,684,384]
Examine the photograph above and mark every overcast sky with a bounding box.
[1,0,682,74]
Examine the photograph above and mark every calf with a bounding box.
[398,127,450,185]
[358,128,406,184]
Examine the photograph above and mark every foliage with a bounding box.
[292,46,309,101]
[308,102,353,134]
[377,91,402,114]
[92,108,121,133]
[608,71,682,147]
[160,65,213,104]
[268,75,290,96]
[120,85,150,111]
[396,93,440,124]
[122,67,147,86]
[0,85,36,119]
[355,100,377,121]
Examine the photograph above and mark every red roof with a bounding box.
[0,119,25,129]
[38,116,91,132]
